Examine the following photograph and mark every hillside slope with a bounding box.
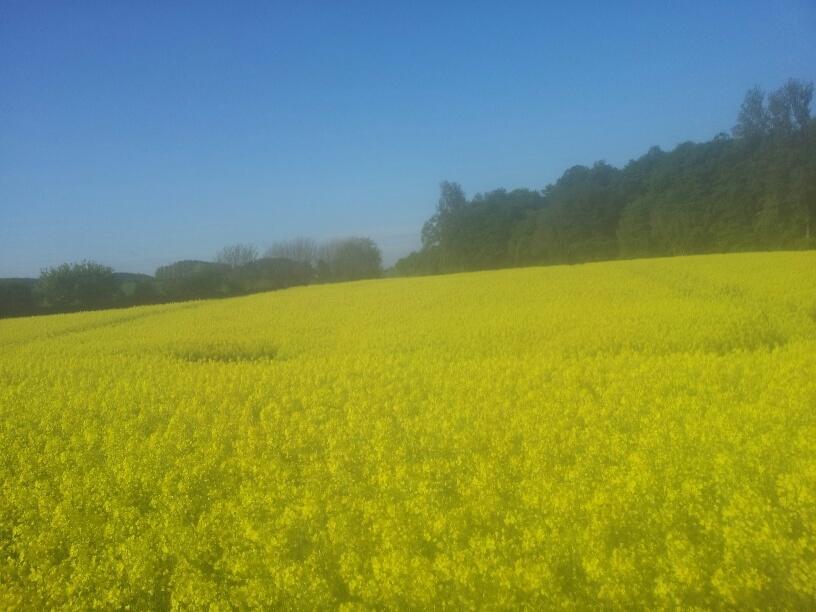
[1,251,815,608]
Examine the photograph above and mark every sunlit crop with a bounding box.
[1,251,815,608]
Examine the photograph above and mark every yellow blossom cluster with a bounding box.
[1,251,815,608]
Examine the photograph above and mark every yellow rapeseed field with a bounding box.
[1,251,815,609]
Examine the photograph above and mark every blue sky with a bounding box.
[1,1,814,276]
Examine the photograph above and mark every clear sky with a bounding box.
[1,1,814,276]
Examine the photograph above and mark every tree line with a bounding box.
[0,237,382,318]
[395,78,815,275]
[2,78,813,318]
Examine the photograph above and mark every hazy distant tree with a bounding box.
[767,79,813,136]
[393,248,443,276]
[421,181,467,249]
[155,260,230,300]
[265,237,318,265]
[215,243,258,268]
[804,121,816,244]
[318,237,382,281]
[129,276,161,305]
[733,86,769,140]
[0,280,36,317]
[233,257,313,292]
[39,261,118,311]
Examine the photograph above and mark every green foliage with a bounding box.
[215,243,259,269]
[767,79,813,136]
[154,260,231,301]
[421,180,468,251]
[1,236,381,318]
[229,257,313,293]
[265,237,319,267]
[732,86,769,141]
[397,79,815,275]
[393,247,444,276]
[0,279,35,317]
[318,237,382,282]
[38,261,119,311]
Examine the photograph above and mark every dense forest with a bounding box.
[395,79,815,275]
[2,79,813,318]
